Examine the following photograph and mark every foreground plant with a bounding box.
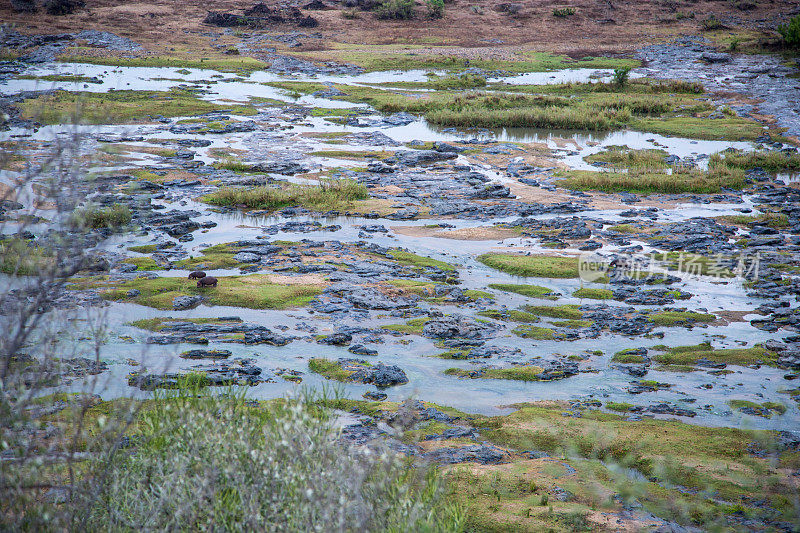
[82,382,463,531]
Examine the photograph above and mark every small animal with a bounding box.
[197,276,218,288]
[188,271,206,280]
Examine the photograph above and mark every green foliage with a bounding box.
[17,88,256,125]
[511,325,556,340]
[203,180,369,212]
[70,204,132,229]
[446,365,546,381]
[559,165,746,194]
[478,254,579,278]
[701,14,724,30]
[709,149,800,172]
[585,146,669,171]
[778,14,800,48]
[488,283,559,300]
[427,0,444,18]
[573,288,612,300]
[0,238,54,275]
[552,7,575,17]
[82,385,463,531]
[376,0,415,19]
[99,274,322,310]
[612,66,631,87]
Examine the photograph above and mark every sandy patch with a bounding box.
[712,310,754,325]
[0,182,18,202]
[265,273,327,286]
[587,511,661,532]
[391,224,518,241]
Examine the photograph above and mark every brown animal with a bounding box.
[188,271,206,280]
[197,276,218,288]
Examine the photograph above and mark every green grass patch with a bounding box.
[728,400,786,418]
[522,305,583,320]
[17,88,256,125]
[584,146,669,170]
[488,283,559,300]
[384,249,457,272]
[173,243,247,270]
[308,358,367,382]
[101,275,322,310]
[69,204,132,229]
[647,310,715,326]
[202,180,369,212]
[477,310,540,323]
[717,213,790,228]
[558,165,746,194]
[511,326,556,340]
[58,54,268,73]
[294,48,639,73]
[478,254,579,278]
[612,350,647,364]
[630,116,766,141]
[0,238,55,276]
[605,402,635,412]
[651,343,778,367]
[381,317,428,335]
[121,257,160,271]
[709,149,800,172]
[445,364,546,381]
[17,73,103,84]
[573,287,612,300]
[128,317,243,332]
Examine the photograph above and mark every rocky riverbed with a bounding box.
[1,34,799,434]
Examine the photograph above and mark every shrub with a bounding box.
[427,0,444,18]
[376,0,414,19]
[70,203,132,229]
[552,7,575,17]
[778,14,800,49]
[612,66,632,87]
[83,383,463,531]
[701,14,724,30]
[342,7,360,18]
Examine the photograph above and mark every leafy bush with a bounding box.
[376,0,414,19]
[83,383,463,531]
[342,7,360,18]
[552,7,575,17]
[427,0,444,18]
[778,14,800,49]
[612,66,632,87]
[701,14,724,30]
[70,203,132,229]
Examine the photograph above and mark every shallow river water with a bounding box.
[2,60,798,432]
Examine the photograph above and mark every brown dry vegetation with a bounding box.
[1,0,794,60]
